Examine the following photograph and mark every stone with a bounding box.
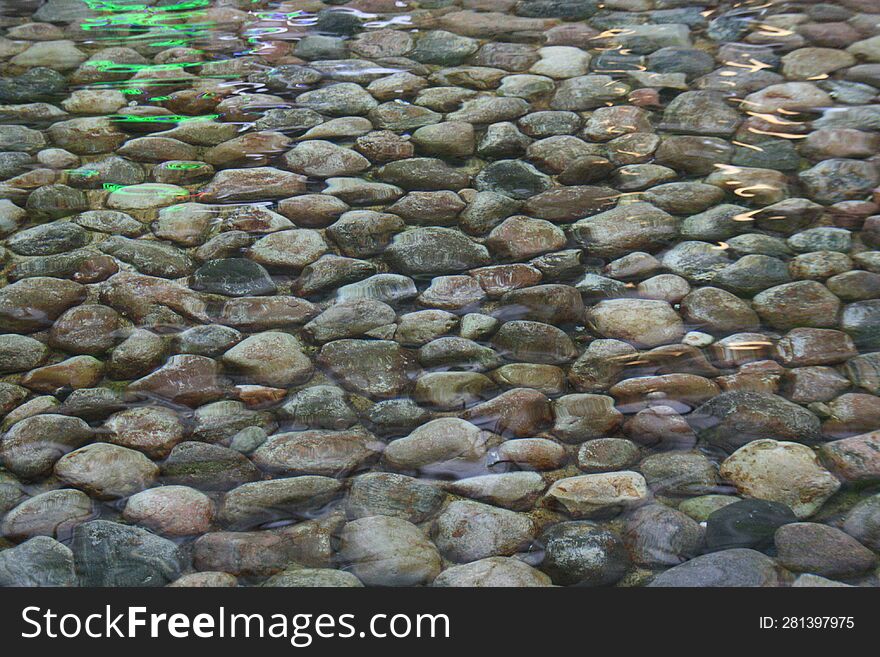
[128,355,225,407]
[588,299,685,347]
[571,203,678,257]
[0,334,48,372]
[191,259,276,297]
[385,227,489,276]
[661,91,740,136]
[295,83,377,116]
[433,500,535,562]
[49,304,120,355]
[123,486,214,537]
[414,371,494,410]
[690,391,822,452]
[176,325,242,357]
[0,413,94,478]
[462,388,551,438]
[720,440,841,518]
[500,284,584,324]
[284,140,369,177]
[47,117,125,155]
[218,475,341,530]
[551,75,630,110]
[249,229,329,271]
[841,300,880,349]
[346,473,445,523]
[384,418,487,472]
[552,394,622,444]
[318,339,412,398]
[193,516,341,576]
[680,287,760,334]
[492,320,577,364]
[54,443,158,500]
[624,504,704,567]
[199,168,307,202]
[775,523,876,578]
[434,557,551,587]
[0,536,76,587]
[486,216,566,260]
[1,489,93,542]
[252,429,380,477]
[0,277,85,333]
[819,431,880,485]
[799,159,880,204]
[72,520,185,587]
[278,386,357,430]
[161,442,260,492]
[377,158,470,191]
[222,332,312,388]
[105,406,185,459]
[493,438,566,472]
[648,549,783,587]
[577,438,639,473]
[396,310,458,347]
[339,516,441,586]
[705,499,798,552]
[411,122,475,158]
[640,451,718,497]
[446,472,545,511]
[545,472,649,518]
[262,568,361,588]
[539,521,628,586]
[842,494,880,551]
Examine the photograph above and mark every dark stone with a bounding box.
[475,160,552,200]
[539,521,629,586]
[689,391,822,452]
[315,8,363,36]
[0,67,66,103]
[0,536,76,587]
[192,258,277,297]
[515,0,598,19]
[705,499,797,553]
[6,221,89,256]
[72,520,185,587]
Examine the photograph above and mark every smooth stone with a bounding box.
[72,520,186,587]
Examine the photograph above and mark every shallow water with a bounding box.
[0,0,879,587]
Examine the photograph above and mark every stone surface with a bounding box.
[648,549,784,587]
[339,516,442,586]
[0,0,877,589]
[720,440,841,518]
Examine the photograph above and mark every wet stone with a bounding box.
[539,521,629,586]
[648,549,783,587]
[433,500,535,563]
[775,523,877,579]
[72,520,185,587]
[721,439,840,519]
[624,504,704,568]
[1,0,880,589]
[0,536,76,587]
[433,557,551,587]
[160,442,260,492]
[340,516,442,586]
[705,500,798,553]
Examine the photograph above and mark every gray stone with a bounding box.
[72,520,185,587]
